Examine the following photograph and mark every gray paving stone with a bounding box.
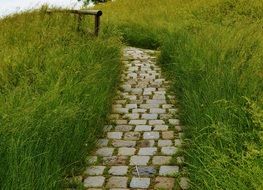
[169,119,180,125]
[150,108,166,114]
[115,120,128,125]
[106,177,128,188]
[130,177,150,188]
[134,125,152,131]
[123,132,140,140]
[97,139,109,147]
[96,148,114,157]
[140,104,160,109]
[159,166,179,176]
[143,132,160,139]
[158,140,173,147]
[132,108,147,113]
[152,156,172,165]
[130,156,150,165]
[125,104,137,109]
[112,140,136,147]
[108,166,128,176]
[161,147,178,155]
[132,166,156,177]
[85,166,105,176]
[115,125,133,132]
[129,120,147,125]
[146,99,166,104]
[138,140,155,147]
[107,132,123,139]
[103,156,128,166]
[84,176,105,188]
[153,125,169,131]
[123,113,140,120]
[141,113,158,120]
[149,120,165,125]
[138,147,157,155]
[118,147,136,156]
[162,104,174,109]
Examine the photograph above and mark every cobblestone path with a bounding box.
[82,47,188,190]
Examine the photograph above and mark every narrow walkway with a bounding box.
[83,47,188,189]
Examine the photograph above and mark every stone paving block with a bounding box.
[123,131,141,140]
[85,166,105,176]
[158,140,173,147]
[162,131,174,139]
[130,156,150,165]
[125,104,137,109]
[150,108,166,114]
[97,139,109,147]
[161,147,177,155]
[106,177,128,188]
[146,99,166,104]
[162,104,174,109]
[138,147,157,156]
[107,132,123,139]
[159,166,179,176]
[108,166,128,176]
[140,104,160,109]
[132,166,156,178]
[123,113,140,120]
[153,125,169,131]
[118,147,136,156]
[112,140,136,147]
[152,156,172,165]
[84,176,105,188]
[103,156,128,166]
[149,120,165,125]
[115,125,133,132]
[129,120,147,125]
[138,140,155,147]
[132,108,147,113]
[169,119,180,125]
[160,114,173,120]
[152,94,166,100]
[96,148,114,157]
[130,177,150,188]
[141,113,158,120]
[134,125,152,131]
[154,177,175,189]
[143,132,160,139]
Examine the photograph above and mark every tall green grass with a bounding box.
[98,0,263,189]
[0,9,121,189]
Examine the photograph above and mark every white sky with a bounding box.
[0,0,94,17]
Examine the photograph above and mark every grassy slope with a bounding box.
[0,9,121,189]
[98,0,263,189]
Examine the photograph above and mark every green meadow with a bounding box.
[0,0,262,189]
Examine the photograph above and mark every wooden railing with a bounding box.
[46,9,103,36]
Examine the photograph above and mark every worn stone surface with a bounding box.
[130,177,151,188]
[81,47,187,190]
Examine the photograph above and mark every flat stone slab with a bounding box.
[108,132,123,139]
[129,120,147,125]
[134,125,152,131]
[154,177,175,189]
[108,166,128,176]
[152,156,172,165]
[123,132,140,140]
[84,176,105,188]
[106,177,128,188]
[103,156,128,166]
[158,140,173,147]
[138,147,157,155]
[115,125,133,132]
[130,177,150,188]
[130,156,150,165]
[85,166,105,176]
[96,148,114,157]
[132,166,156,177]
[159,166,179,176]
[143,132,160,139]
[161,147,177,155]
[137,140,155,147]
[118,147,136,156]
[112,140,136,147]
